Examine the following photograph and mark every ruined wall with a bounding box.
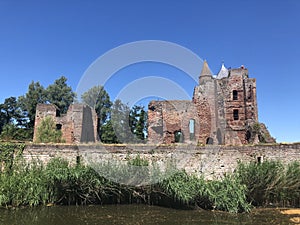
[148,65,263,146]
[33,104,98,144]
[23,143,300,180]
[148,101,199,144]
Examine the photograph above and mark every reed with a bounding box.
[0,155,299,212]
[235,160,300,207]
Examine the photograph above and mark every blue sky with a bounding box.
[0,0,299,142]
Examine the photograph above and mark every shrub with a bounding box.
[35,116,64,143]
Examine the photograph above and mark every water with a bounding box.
[0,205,294,225]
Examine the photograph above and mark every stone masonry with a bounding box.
[33,103,98,144]
[148,61,275,145]
[23,143,300,180]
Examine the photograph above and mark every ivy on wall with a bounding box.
[0,142,25,172]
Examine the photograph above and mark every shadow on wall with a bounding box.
[80,106,95,143]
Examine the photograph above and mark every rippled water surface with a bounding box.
[0,205,295,225]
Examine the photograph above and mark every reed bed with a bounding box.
[0,156,299,213]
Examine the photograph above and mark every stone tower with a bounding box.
[147,61,274,145]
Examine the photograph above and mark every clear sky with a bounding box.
[0,0,299,143]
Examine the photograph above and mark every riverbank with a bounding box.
[0,154,299,213]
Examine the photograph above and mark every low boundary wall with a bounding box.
[23,143,300,179]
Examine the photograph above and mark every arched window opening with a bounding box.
[246,130,251,142]
[189,119,195,140]
[233,90,238,100]
[206,137,213,145]
[233,109,239,120]
[174,130,184,143]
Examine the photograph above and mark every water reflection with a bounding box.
[0,205,293,225]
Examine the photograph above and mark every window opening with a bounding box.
[189,119,195,140]
[56,124,62,130]
[174,131,183,143]
[233,90,238,100]
[206,137,213,145]
[233,109,239,120]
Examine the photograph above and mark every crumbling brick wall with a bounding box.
[33,103,98,144]
[148,63,273,145]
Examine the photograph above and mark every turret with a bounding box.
[199,60,213,84]
[216,63,229,79]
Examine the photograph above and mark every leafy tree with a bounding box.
[18,81,46,128]
[0,123,32,141]
[46,76,76,114]
[81,85,112,135]
[0,97,19,125]
[0,97,32,140]
[136,107,147,140]
[110,99,131,143]
[99,120,118,144]
[0,108,6,134]
[35,116,64,143]
[129,106,147,142]
[0,97,26,131]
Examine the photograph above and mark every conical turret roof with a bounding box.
[200,60,212,77]
[216,63,229,79]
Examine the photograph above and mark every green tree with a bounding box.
[35,116,64,143]
[18,81,46,128]
[0,97,19,125]
[110,99,131,143]
[0,97,31,140]
[99,120,118,143]
[46,76,76,114]
[0,123,32,141]
[0,97,26,130]
[136,107,147,140]
[81,85,112,135]
[129,105,147,142]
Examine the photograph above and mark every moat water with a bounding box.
[0,205,295,225]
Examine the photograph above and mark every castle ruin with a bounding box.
[147,61,274,145]
[33,103,98,143]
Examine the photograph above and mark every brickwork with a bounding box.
[148,61,273,145]
[23,143,300,180]
[33,103,98,144]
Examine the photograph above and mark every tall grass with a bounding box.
[0,156,299,212]
[159,170,251,213]
[235,160,300,207]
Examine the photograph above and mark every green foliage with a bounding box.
[98,99,131,144]
[0,124,33,141]
[0,158,110,206]
[236,160,300,207]
[46,76,76,114]
[160,170,251,213]
[0,97,26,133]
[99,120,119,144]
[81,85,112,127]
[35,116,64,143]
[0,152,298,212]
[129,105,147,142]
[127,154,149,166]
[252,122,261,133]
[0,142,25,172]
[18,81,46,128]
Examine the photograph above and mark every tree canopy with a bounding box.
[46,76,76,114]
[18,81,46,128]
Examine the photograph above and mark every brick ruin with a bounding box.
[147,61,275,145]
[33,103,98,143]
